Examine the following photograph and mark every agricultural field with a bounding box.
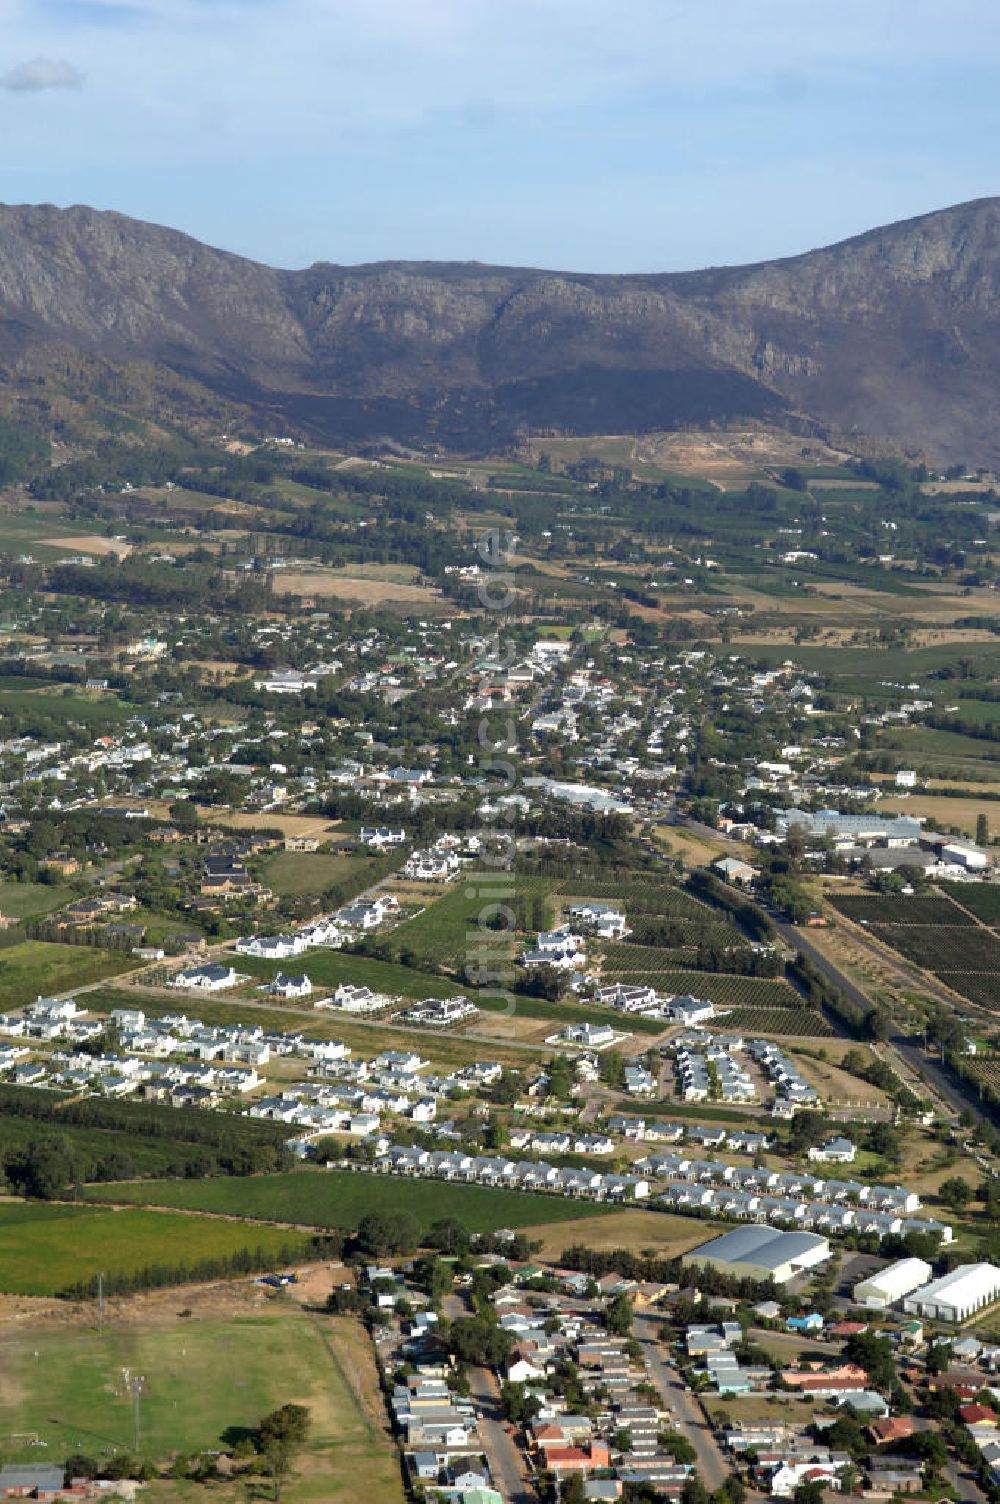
[0,940,135,1006]
[936,974,1000,1010]
[943,882,1000,924]
[551,877,712,917]
[960,1056,1000,1097]
[85,1168,617,1234]
[598,961,802,1010]
[0,1202,312,1296]
[829,893,974,925]
[0,1303,403,1504]
[873,924,1000,973]
[715,1005,834,1037]
[0,683,132,726]
[626,916,746,948]
[878,793,998,839]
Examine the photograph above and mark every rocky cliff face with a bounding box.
[1,198,999,457]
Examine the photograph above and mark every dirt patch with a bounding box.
[274,569,442,605]
[48,535,132,558]
[198,811,344,840]
[521,1209,716,1261]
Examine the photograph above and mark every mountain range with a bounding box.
[1,197,999,459]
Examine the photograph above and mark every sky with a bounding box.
[0,0,997,273]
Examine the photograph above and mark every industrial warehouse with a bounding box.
[683,1226,830,1285]
[853,1257,933,1310]
[902,1262,1000,1322]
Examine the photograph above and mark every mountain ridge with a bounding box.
[1,197,999,458]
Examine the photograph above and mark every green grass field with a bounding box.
[85,1169,616,1233]
[0,941,135,1006]
[0,1203,312,1296]
[0,1306,402,1503]
[0,685,131,725]
[0,881,76,920]
[260,850,374,899]
[390,877,554,969]
[226,947,464,1000]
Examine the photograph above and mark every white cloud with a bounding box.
[1,56,83,91]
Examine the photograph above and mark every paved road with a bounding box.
[464,1362,535,1504]
[443,1294,534,1504]
[633,1313,731,1492]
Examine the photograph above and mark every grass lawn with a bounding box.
[260,851,374,899]
[390,877,554,970]
[0,1305,403,1504]
[0,1203,312,1296]
[85,1169,617,1234]
[0,941,135,1006]
[0,881,76,920]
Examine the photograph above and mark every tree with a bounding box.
[714,1477,745,1504]
[793,1482,826,1504]
[977,812,990,847]
[169,799,202,832]
[923,1340,953,1376]
[866,1122,900,1161]
[660,1431,696,1464]
[257,1405,310,1503]
[682,1473,710,1504]
[426,1218,470,1255]
[448,1316,513,1367]
[606,1291,634,1337]
[559,1474,586,1504]
[843,1331,895,1391]
[7,1136,76,1199]
[939,1175,973,1210]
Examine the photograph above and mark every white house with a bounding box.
[170,964,236,992]
[269,973,313,999]
[809,1136,857,1164]
[235,934,307,960]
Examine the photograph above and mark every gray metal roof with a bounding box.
[686,1225,827,1269]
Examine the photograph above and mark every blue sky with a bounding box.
[0,0,997,272]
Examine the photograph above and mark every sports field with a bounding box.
[0,1305,403,1503]
[85,1168,616,1233]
